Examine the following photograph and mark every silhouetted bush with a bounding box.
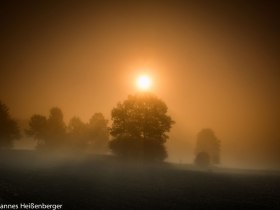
[195,152,210,167]
[109,135,142,159]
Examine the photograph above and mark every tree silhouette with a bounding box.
[195,129,220,164]
[26,107,66,150]
[109,93,174,161]
[46,107,66,148]
[25,115,48,149]
[68,117,88,151]
[0,101,21,148]
[27,108,110,152]
[88,113,109,154]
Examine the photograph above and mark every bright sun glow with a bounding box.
[136,75,152,91]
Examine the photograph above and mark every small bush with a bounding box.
[195,152,210,167]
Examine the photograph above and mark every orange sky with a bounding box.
[0,1,279,163]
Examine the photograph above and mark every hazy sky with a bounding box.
[0,1,279,162]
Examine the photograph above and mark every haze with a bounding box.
[0,0,279,165]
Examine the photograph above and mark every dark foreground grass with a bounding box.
[0,151,279,210]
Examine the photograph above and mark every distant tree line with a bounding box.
[11,96,279,167]
[25,107,109,153]
[2,94,280,167]
[0,98,222,164]
[22,93,175,161]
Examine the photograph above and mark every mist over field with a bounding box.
[0,1,280,209]
[1,0,279,167]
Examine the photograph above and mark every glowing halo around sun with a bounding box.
[136,75,152,91]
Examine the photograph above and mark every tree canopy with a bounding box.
[26,107,66,150]
[0,101,21,148]
[109,93,174,161]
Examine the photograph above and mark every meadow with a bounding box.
[0,151,279,209]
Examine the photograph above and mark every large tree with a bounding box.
[109,93,174,161]
[195,129,221,164]
[0,101,21,148]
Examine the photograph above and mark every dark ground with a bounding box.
[0,151,279,210]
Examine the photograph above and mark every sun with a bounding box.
[136,75,152,91]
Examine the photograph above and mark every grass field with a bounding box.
[0,151,279,209]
